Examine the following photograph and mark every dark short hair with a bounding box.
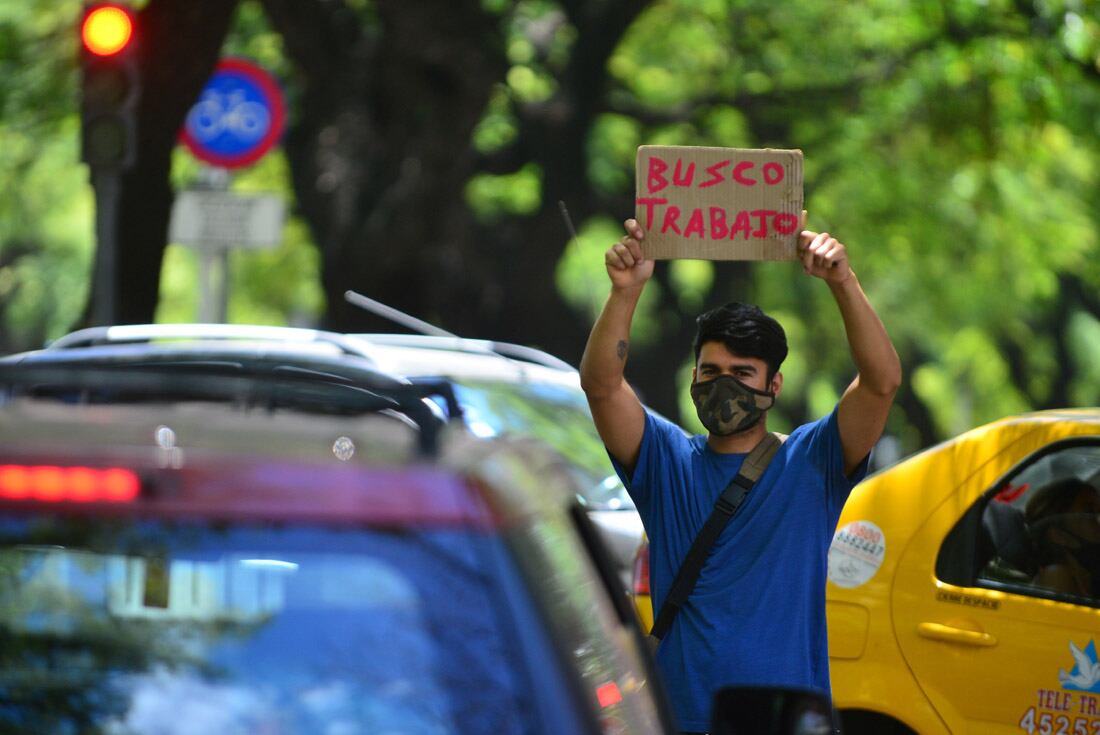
[692,302,788,379]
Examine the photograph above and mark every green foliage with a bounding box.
[0,0,322,346]
[588,113,642,194]
[465,163,543,221]
[503,1,572,104]
[1068,311,1100,407]
[676,355,704,434]
[221,1,291,77]
[0,0,89,349]
[668,259,713,314]
[591,0,1100,447]
[3,0,1100,453]
[612,0,738,106]
[507,64,557,103]
[554,215,664,347]
[0,120,92,347]
[468,0,1095,448]
[473,84,519,153]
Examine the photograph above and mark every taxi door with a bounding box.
[892,436,1100,734]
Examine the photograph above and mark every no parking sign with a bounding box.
[180,58,285,169]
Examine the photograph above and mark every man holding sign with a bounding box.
[579,147,900,733]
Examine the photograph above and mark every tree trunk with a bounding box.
[260,0,507,336]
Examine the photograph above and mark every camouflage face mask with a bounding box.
[689,375,775,436]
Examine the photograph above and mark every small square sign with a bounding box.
[635,145,803,260]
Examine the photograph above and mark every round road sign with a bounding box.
[180,58,285,169]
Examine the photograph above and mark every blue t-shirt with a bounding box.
[614,407,866,732]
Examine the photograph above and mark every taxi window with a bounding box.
[940,442,1100,608]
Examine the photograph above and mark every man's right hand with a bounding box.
[606,219,654,291]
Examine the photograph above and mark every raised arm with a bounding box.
[580,219,653,472]
[800,227,902,476]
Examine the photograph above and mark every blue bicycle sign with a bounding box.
[180,59,285,169]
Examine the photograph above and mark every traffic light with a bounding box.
[80,3,139,169]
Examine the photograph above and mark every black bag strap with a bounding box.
[649,431,787,642]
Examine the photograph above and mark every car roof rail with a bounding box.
[351,333,576,372]
[486,341,575,371]
[344,290,575,371]
[47,324,381,361]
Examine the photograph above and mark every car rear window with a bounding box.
[0,515,575,734]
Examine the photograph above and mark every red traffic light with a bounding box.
[82,4,134,57]
[80,2,139,168]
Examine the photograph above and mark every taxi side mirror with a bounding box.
[710,686,839,735]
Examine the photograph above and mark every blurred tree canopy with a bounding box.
[1,0,1098,454]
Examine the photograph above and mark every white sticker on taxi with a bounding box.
[827,520,886,589]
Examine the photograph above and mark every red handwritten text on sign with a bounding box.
[635,202,799,240]
[638,155,796,239]
[646,157,787,192]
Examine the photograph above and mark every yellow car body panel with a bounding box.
[633,573,654,633]
[633,410,1100,733]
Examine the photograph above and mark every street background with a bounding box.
[1,0,1098,456]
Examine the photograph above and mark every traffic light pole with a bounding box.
[80,2,139,326]
[91,167,121,325]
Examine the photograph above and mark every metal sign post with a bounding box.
[195,168,229,324]
[169,167,285,323]
[172,58,286,323]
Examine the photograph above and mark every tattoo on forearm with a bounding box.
[616,340,629,361]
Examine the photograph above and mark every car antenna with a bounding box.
[557,200,579,243]
[343,290,458,338]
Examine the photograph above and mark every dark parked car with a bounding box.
[0,364,671,734]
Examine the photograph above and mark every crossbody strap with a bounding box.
[649,431,787,642]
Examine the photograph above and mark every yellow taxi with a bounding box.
[633,409,1100,734]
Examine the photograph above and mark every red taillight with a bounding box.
[596,681,623,708]
[0,465,140,503]
[632,537,650,596]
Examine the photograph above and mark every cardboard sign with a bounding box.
[635,146,803,260]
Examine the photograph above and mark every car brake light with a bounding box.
[632,538,650,596]
[0,465,140,503]
[596,681,623,708]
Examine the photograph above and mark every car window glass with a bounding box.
[971,443,1100,607]
[508,503,666,734]
[0,517,555,734]
[445,380,634,511]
